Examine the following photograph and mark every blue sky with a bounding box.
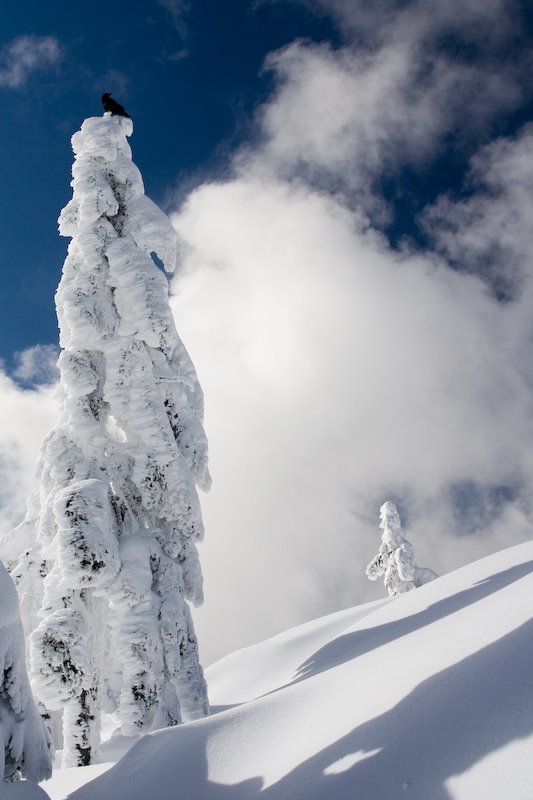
[4,0,533,661]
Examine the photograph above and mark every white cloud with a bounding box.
[245,0,528,214]
[292,0,516,48]
[0,371,58,540]
[170,171,533,664]
[0,35,61,89]
[160,2,533,664]
[13,344,59,386]
[253,41,517,198]
[3,1,533,669]
[424,124,533,300]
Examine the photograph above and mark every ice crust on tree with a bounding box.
[0,561,52,784]
[366,502,437,597]
[4,115,210,767]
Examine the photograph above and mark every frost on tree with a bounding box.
[366,502,437,597]
[4,115,211,766]
[0,561,52,784]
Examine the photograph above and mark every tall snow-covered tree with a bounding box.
[4,114,211,766]
[366,502,437,597]
[0,561,52,784]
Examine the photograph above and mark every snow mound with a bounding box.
[66,540,533,800]
[1,782,51,799]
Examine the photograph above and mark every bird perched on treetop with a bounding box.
[101,92,131,118]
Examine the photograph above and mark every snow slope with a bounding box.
[50,540,533,799]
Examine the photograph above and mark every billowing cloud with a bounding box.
[246,0,530,216]
[424,124,533,301]
[164,1,533,663]
[294,0,515,44]
[0,35,61,89]
[253,41,521,193]
[170,161,533,663]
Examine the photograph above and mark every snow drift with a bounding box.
[63,539,533,800]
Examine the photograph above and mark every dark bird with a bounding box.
[101,92,131,118]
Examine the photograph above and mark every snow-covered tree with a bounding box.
[366,502,437,597]
[4,114,211,766]
[0,561,52,784]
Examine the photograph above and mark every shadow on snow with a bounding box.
[292,560,533,683]
[68,560,533,800]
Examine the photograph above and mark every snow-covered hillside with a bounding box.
[43,540,533,800]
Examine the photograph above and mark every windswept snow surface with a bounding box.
[60,541,533,800]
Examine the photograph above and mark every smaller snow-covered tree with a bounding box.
[366,502,437,597]
[0,561,52,784]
